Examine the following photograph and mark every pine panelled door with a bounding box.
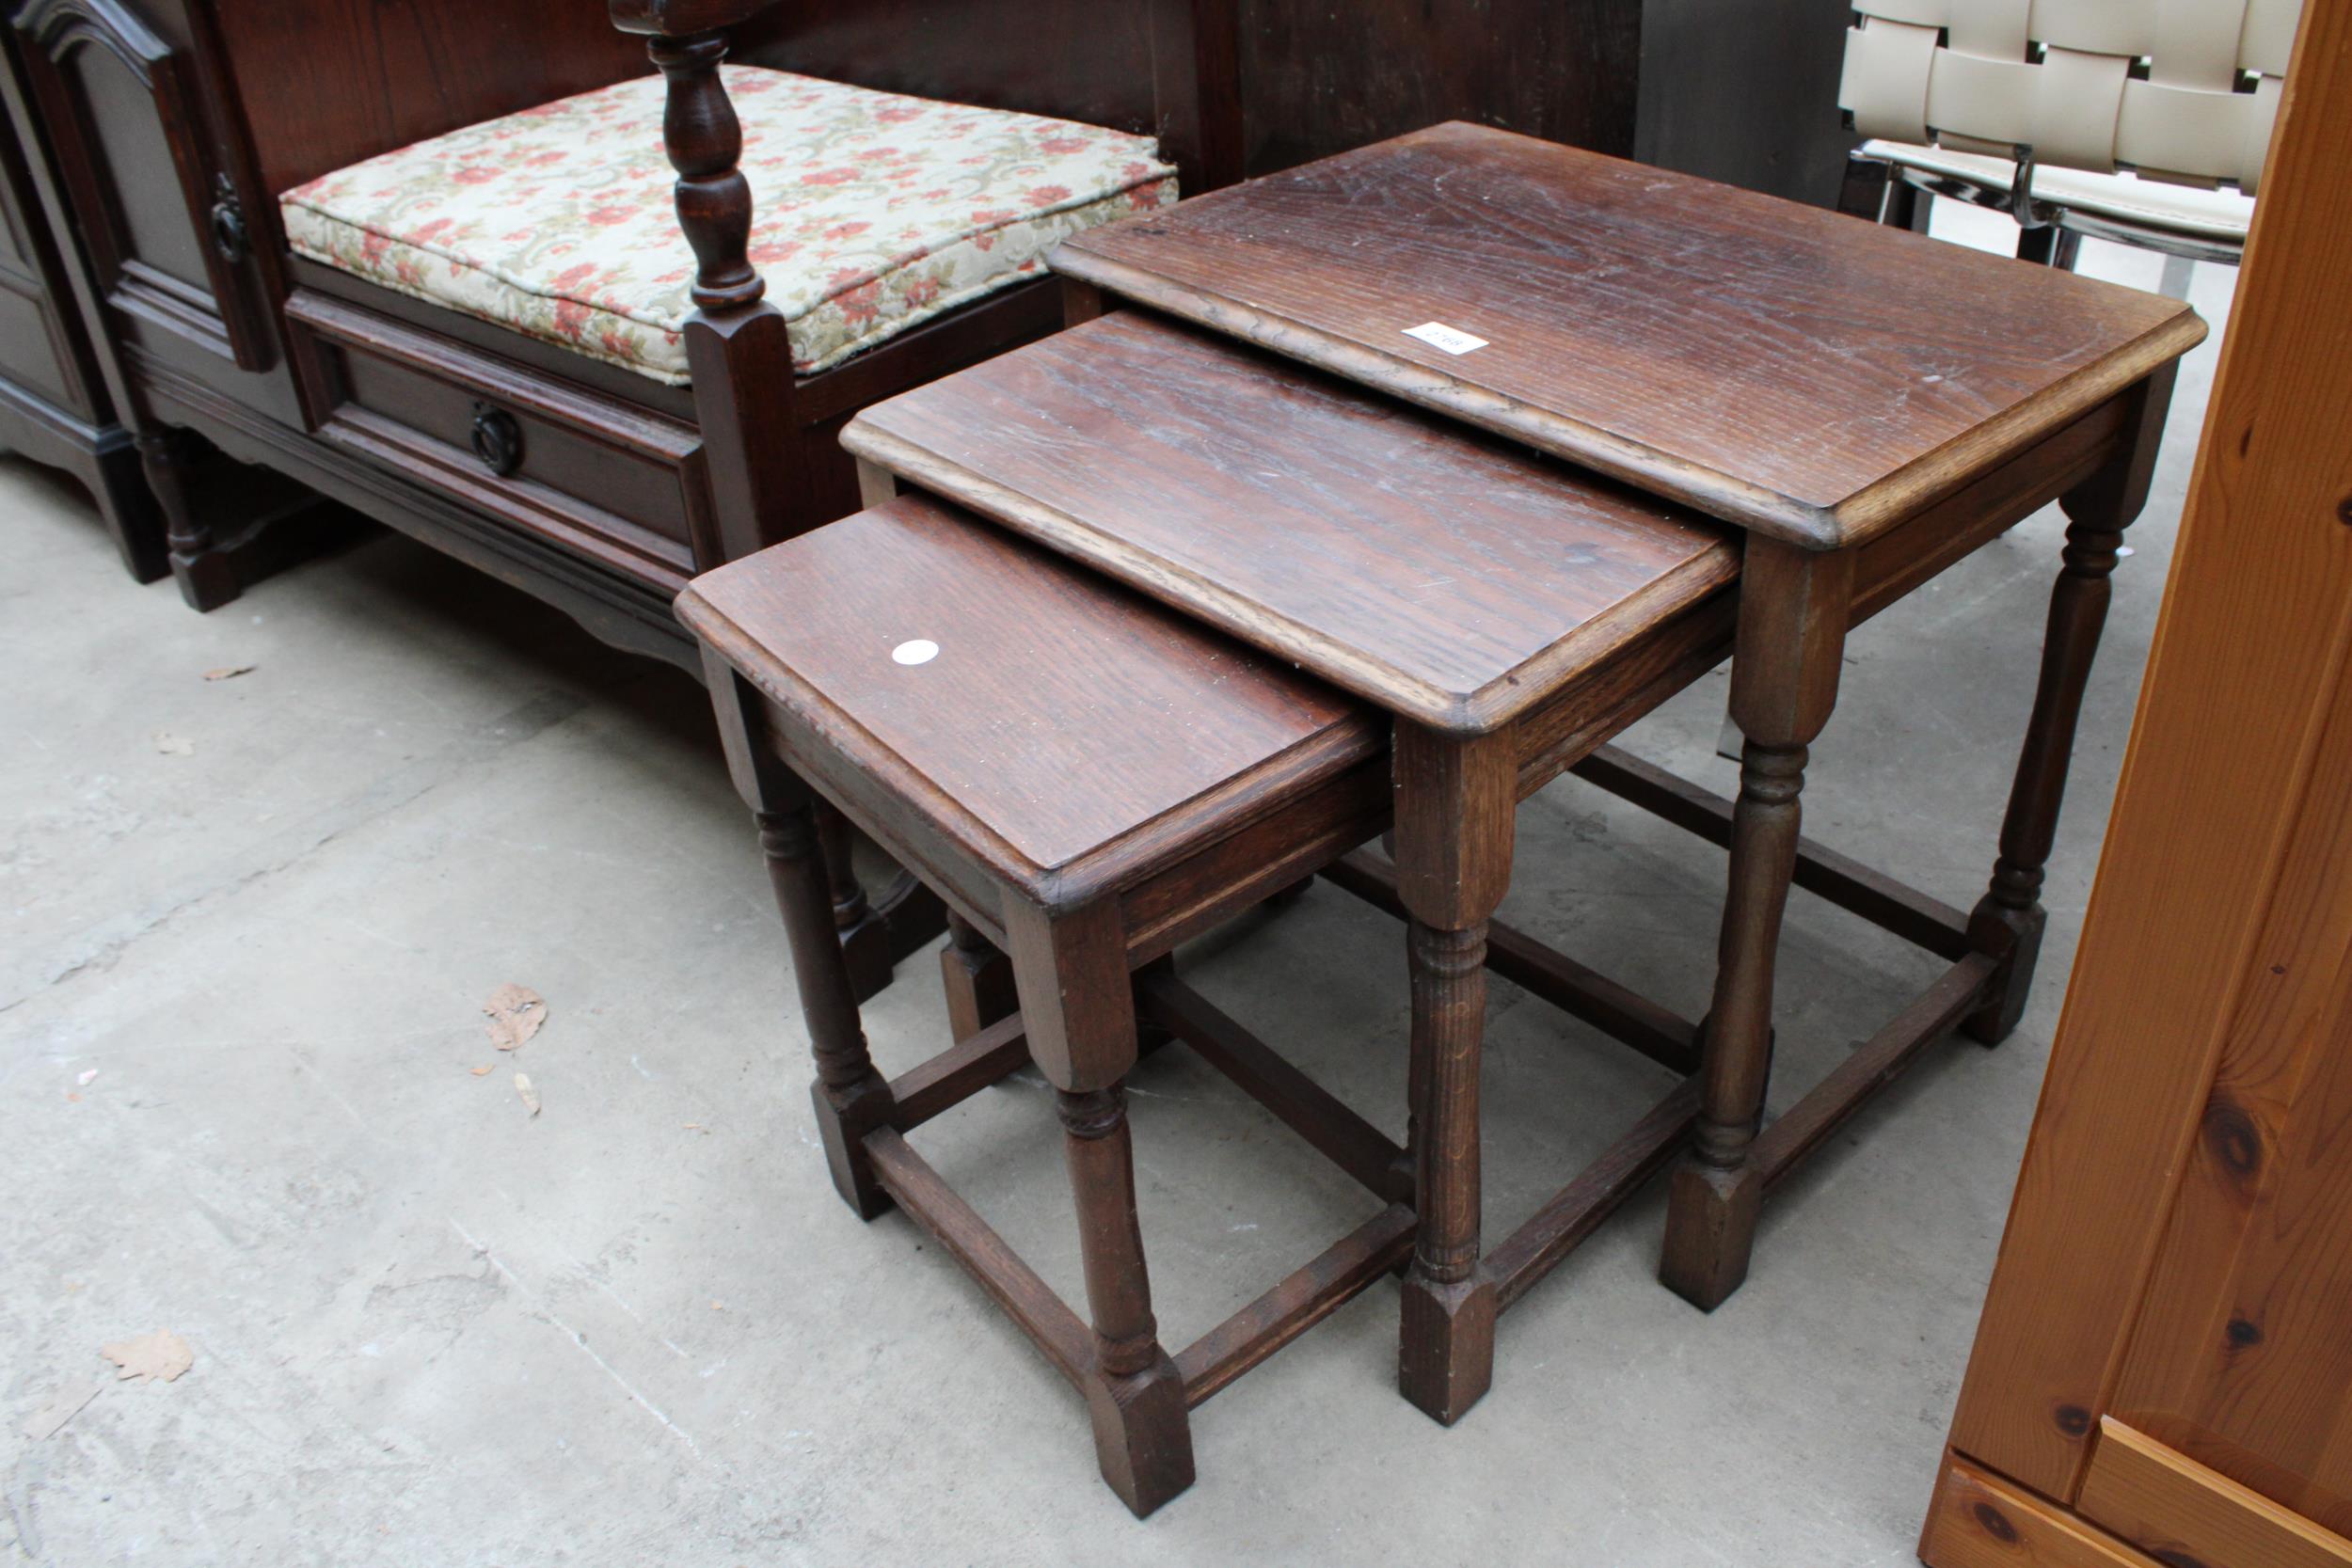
[1921,3,2352,1566]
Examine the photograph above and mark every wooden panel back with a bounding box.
[736,2,1153,136]
[1233,0,1639,174]
[1943,0,2352,1504]
[210,0,649,197]
[214,0,1238,204]
[735,0,1239,191]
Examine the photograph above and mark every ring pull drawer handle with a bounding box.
[470,403,523,477]
[208,174,249,264]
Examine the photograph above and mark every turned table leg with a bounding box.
[1391,722,1516,1424]
[940,911,1017,1042]
[1060,1084,1193,1516]
[1008,898,1192,1516]
[1966,365,2177,1044]
[815,799,895,1001]
[757,797,896,1219]
[1661,539,1852,1311]
[701,654,897,1217]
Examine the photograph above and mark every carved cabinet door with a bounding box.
[9,0,275,379]
[0,34,108,422]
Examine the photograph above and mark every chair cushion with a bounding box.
[1863,138,2252,244]
[280,68,1177,384]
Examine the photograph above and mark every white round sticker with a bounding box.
[892,639,939,666]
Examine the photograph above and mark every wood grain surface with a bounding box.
[1922,1453,2157,1568]
[675,493,1377,884]
[846,311,1738,733]
[2080,1420,2352,1568]
[1055,121,2205,547]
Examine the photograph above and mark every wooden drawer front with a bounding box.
[284,289,711,594]
[2080,1419,2352,1568]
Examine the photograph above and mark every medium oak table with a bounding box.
[851,126,2205,1423]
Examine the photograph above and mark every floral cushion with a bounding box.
[279,67,1176,383]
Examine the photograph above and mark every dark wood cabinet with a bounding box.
[0,20,161,578]
[12,0,280,390]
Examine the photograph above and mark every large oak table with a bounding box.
[848,124,2204,1423]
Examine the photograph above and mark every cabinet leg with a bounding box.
[92,431,166,583]
[139,428,237,611]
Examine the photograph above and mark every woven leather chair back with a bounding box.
[1839,0,2299,192]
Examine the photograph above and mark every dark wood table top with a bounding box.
[846,312,1740,735]
[1054,121,2206,550]
[676,493,1377,891]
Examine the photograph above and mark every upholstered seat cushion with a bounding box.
[280,67,1176,383]
[1863,138,2253,245]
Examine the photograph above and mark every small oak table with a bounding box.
[851,125,2204,1425]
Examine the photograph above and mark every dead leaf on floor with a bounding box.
[202,665,255,682]
[710,1301,725,1312]
[469,1065,493,1077]
[100,1330,194,1385]
[20,1380,101,1441]
[152,732,195,756]
[482,984,546,1051]
[514,1072,540,1117]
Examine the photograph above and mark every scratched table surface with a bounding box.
[847,310,1740,736]
[1054,121,2204,549]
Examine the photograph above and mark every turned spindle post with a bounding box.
[642,27,763,313]
[611,0,848,564]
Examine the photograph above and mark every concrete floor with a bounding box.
[3,212,2234,1566]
